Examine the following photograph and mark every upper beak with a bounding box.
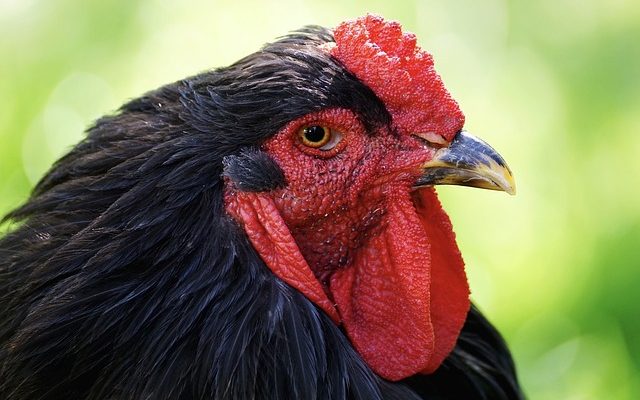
[415,130,516,195]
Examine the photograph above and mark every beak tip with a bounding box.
[502,174,516,196]
[495,170,516,195]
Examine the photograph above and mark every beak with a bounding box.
[415,130,516,195]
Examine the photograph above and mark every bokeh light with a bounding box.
[1,1,639,398]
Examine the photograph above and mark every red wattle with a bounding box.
[330,186,435,381]
[226,187,469,381]
[414,188,470,373]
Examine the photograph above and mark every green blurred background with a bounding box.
[1,0,639,398]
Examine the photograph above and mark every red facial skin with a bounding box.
[265,110,430,283]
[225,14,470,381]
[225,109,469,381]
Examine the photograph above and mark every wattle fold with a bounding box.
[226,187,469,381]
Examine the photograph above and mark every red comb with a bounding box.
[329,14,465,140]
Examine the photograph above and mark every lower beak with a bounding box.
[415,130,516,195]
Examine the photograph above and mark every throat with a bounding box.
[288,198,387,286]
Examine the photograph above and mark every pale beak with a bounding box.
[415,130,516,195]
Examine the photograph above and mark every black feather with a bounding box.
[0,25,522,399]
[223,148,286,192]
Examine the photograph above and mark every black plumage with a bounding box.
[0,26,523,399]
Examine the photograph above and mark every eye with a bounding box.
[299,125,343,151]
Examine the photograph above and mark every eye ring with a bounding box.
[298,125,344,151]
[299,125,331,148]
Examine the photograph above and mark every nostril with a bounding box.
[411,132,448,148]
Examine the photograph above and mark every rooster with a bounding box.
[0,15,523,400]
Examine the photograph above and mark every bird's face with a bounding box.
[264,108,438,279]
[225,15,515,381]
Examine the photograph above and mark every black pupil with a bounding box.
[304,126,327,143]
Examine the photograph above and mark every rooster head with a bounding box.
[224,15,515,381]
